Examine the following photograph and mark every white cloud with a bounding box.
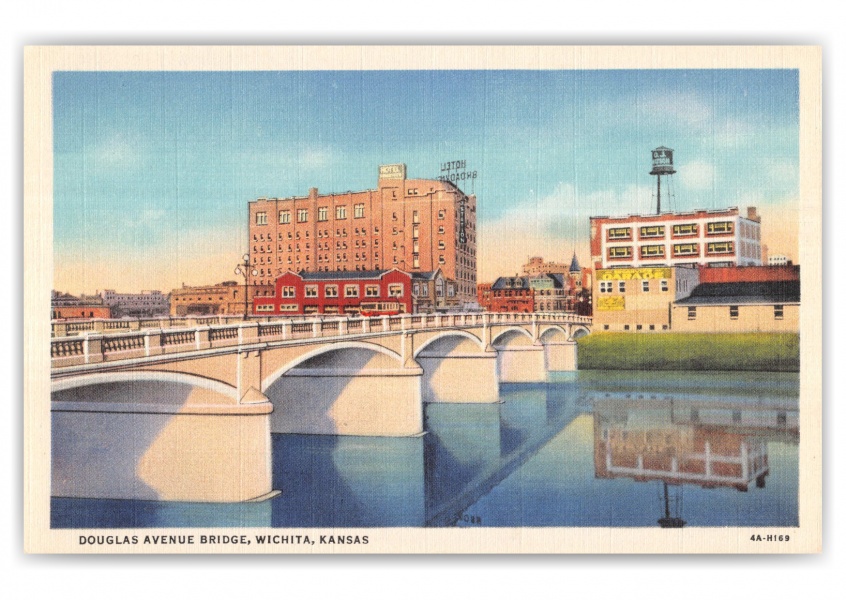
[638,90,712,128]
[679,160,716,191]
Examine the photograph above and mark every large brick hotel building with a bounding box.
[248,164,478,305]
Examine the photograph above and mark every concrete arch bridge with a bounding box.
[49,312,590,503]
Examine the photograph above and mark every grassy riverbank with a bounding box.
[576,333,799,372]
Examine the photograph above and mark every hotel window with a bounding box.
[413,255,420,268]
[354,204,365,218]
[729,305,739,320]
[599,281,613,293]
[388,284,404,297]
[642,281,650,292]
[448,284,455,297]
[640,244,665,258]
[673,223,698,236]
[707,241,734,255]
[438,226,445,234]
[413,211,419,223]
[255,212,268,225]
[618,281,626,293]
[297,209,308,223]
[673,243,699,257]
[438,210,445,219]
[660,280,669,292]
[706,221,734,235]
[438,240,446,250]
[607,227,631,240]
[282,286,296,298]
[256,304,275,313]
[413,225,419,239]
[438,255,445,264]
[305,285,318,298]
[344,285,359,298]
[318,207,328,222]
[687,306,696,320]
[325,285,338,298]
[336,206,347,220]
[774,305,784,320]
[365,285,379,297]
[608,246,632,259]
[413,283,420,296]
[639,225,665,238]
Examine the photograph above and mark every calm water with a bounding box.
[52,370,799,529]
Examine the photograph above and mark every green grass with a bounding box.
[576,333,799,372]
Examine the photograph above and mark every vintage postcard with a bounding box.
[23,45,821,553]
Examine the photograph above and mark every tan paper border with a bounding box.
[23,45,822,554]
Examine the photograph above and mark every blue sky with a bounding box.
[53,69,799,293]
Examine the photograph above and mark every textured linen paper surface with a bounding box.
[23,45,821,554]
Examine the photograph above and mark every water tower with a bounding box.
[649,146,676,214]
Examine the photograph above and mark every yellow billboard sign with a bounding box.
[597,267,672,281]
[597,296,626,311]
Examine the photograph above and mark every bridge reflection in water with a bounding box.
[52,370,798,529]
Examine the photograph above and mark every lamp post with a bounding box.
[234,253,258,319]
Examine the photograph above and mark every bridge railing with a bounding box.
[50,312,592,368]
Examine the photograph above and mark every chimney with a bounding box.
[747,206,760,222]
[309,187,318,201]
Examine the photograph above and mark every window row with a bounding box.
[280,284,404,299]
[604,221,736,242]
[607,241,735,259]
[598,280,669,293]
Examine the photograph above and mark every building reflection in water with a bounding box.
[590,395,799,526]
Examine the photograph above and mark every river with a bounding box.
[52,370,799,529]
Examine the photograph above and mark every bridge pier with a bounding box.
[418,351,499,403]
[51,381,273,503]
[496,345,548,383]
[544,340,578,372]
[266,367,424,437]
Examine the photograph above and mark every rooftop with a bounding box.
[675,280,800,305]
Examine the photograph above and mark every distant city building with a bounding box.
[590,206,763,270]
[170,281,256,316]
[522,256,571,276]
[592,266,701,332]
[51,291,111,320]
[767,254,791,266]
[247,163,477,305]
[98,289,170,318]
[411,269,459,313]
[253,269,412,316]
[487,276,535,313]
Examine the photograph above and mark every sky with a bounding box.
[53,69,800,294]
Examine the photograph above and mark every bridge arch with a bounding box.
[51,370,238,400]
[262,341,421,436]
[539,325,570,343]
[261,340,404,391]
[491,326,535,347]
[414,330,485,358]
[571,326,590,339]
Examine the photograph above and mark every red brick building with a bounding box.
[487,276,535,313]
[697,264,799,284]
[248,164,477,305]
[253,269,412,316]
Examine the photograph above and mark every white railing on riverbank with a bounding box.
[50,312,592,368]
